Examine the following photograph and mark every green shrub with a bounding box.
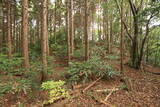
[105,54,119,60]
[0,79,34,96]
[41,80,70,105]
[11,79,33,94]
[49,27,67,58]
[49,27,66,46]
[66,57,119,83]
[0,83,12,96]
[30,40,41,58]
[51,43,67,58]
[67,62,92,83]
[73,48,84,58]
[88,57,119,77]
[25,61,54,83]
[90,46,107,58]
[0,54,23,74]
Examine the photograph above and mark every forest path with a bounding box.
[51,57,68,80]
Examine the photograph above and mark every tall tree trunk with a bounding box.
[41,0,48,67]
[18,23,21,54]
[128,0,141,69]
[91,11,94,41]
[120,0,124,72]
[146,42,149,63]
[7,2,12,59]
[80,7,84,45]
[106,8,110,53]
[69,0,74,54]
[2,2,6,54]
[102,10,106,40]
[37,16,40,41]
[22,0,30,68]
[13,3,16,53]
[66,0,71,65]
[110,14,113,53]
[131,16,139,68]
[98,0,101,40]
[54,1,57,43]
[0,2,2,53]
[11,3,15,53]
[84,0,89,61]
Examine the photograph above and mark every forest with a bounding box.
[0,0,160,106]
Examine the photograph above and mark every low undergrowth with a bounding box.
[0,54,54,97]
[66,56,119,84]
[41,80,70,105]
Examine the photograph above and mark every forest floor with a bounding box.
[0,56,160,107]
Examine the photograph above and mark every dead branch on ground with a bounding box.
[82,77,102,93]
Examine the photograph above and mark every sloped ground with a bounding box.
[0,58,160,107]
[57,68,159,107]
[108,65,160,107]
[48,60,160,107]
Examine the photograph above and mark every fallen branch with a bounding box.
[90,94,114,107]
[95,88,119,93]
[98,87,116,107]
[82,77,102,93]
[100,100,114,107]
[104,87,116,101]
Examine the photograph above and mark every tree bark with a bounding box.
[69,0,74,54]
[41,0,48,67]
[66,0,71,65]
[110,14,113,53]
[7,2,12,59]
[120,0,124,72]
[22,0,30,68]
[91,11,94,41]
[0,2,3,53]
[54,1,57,44]
[2,2,6,54]
[128,0,140,68]
[106,7,110,53]
[84,0,89,61]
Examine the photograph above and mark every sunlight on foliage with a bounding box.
[41,80,70,105]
